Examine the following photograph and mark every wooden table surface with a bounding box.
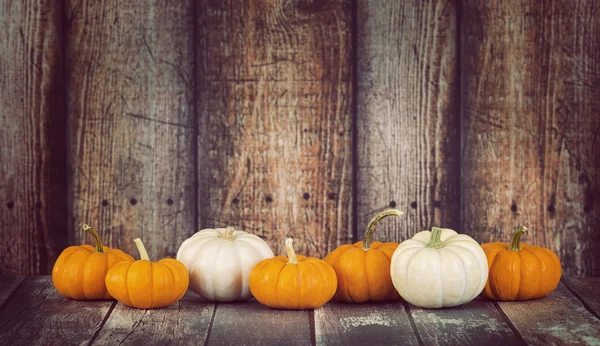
[1,276,599,345]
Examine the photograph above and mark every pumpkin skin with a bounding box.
[481,226,562,301]
[324,209,403,303]
[105,238,189,309]
[390,227,488,308]
[176,226,274,301]
[52,224,134,300]
[250,238,337,309]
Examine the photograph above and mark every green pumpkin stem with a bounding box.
[285,238,298,264]
[362,209,404,250]
[508,226,528,251]
[426,227,445,248]
[134,238,150,261]
[83,224,104,253]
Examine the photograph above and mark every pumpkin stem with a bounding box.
[509,226,528,251]
[83,224,104,253]
[134,238,150,261]
[426,227,445,248]
[222,226,236,240]
[285,238,298,264]
[362,209,404,250]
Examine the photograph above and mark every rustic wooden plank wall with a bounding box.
[356,0,459,242]
[461,0,600,276]
[0,0,598,276]
[197,0,353,257]
[66,0,196,259]
[0,0,67,275]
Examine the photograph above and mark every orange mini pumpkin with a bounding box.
[52,224,134,300]
[250,238,337,309]
[481,226,562,301]
[105,238,189,309]
[324,209,403,303]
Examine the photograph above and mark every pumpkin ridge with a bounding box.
[443,246,468,304]
[210,239,226,299]
[403,247,422,304]
[124,262,135,307]
[149,261,154,308]
[452,240,487,298]
[273,263,286,308]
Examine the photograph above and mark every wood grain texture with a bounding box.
[66,0,196,259]
[461,0,600,276]
[314,301,419,345]
[197,0,353,257]
[563,277,600,317]
[0,276,24,308]
[356,0,459,243]
[91,292,214,345]
[0,0,67,275]
[497,282,600,345]
[0,276,114,345]
[409,298,523,345]
[206,300,311,346]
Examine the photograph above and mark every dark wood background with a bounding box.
[0,0,598,276]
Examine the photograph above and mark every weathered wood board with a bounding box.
[409,298,524,345]
[197,0,353,257]
[563,277,600,318]
[66,0,196,259]
[497,282,600,345]
[91,291,214,345]
[314,301,419,345]
[0,0,67,275]
[206,300,312,346]
[356,0,460,242]
[461,0,600,276]
[0,277,114,345]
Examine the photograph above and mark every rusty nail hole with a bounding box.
[389,201,397,208]
[102,200,109,207]
[338,131,344,136]
[265,195,273,203]
[328,193,336,200]
[232,198,239,204]
[167,199,174,205]
[410,201,417,209]
[6,201,14,209]
[511,203,518,212]
[130,198,137,206]
[547,204,555,213]
[303,193,310,200]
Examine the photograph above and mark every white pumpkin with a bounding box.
[176,227,274,302]
[390,227,488,308]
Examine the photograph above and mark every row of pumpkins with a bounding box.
[52,209,562,310]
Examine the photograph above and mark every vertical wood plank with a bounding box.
[497,282,600,345]
[197,0,353,257]
[0,277,114,345]
[91,292,214,345]
[67,0,196,258]
[0,0,67,275]
[409,299,523,345]
[562,277,600,317]
[461,0,600,276]
[356,0,460,242]
[206,300,311,346]
[314,302,419,345]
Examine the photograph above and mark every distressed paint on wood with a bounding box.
[356,0,459,243]
[314,301,419,345]
[0,276,24,308]
[409,298,523,345]
[91,292,214,345]
[497,282,600,345]
[66,0,196,260]
[197,0,353,257]
[563,277,600,318]
[0,0,67,275]
[461,0,600,276]
[0,276,114,345]
[206,300,312,346]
